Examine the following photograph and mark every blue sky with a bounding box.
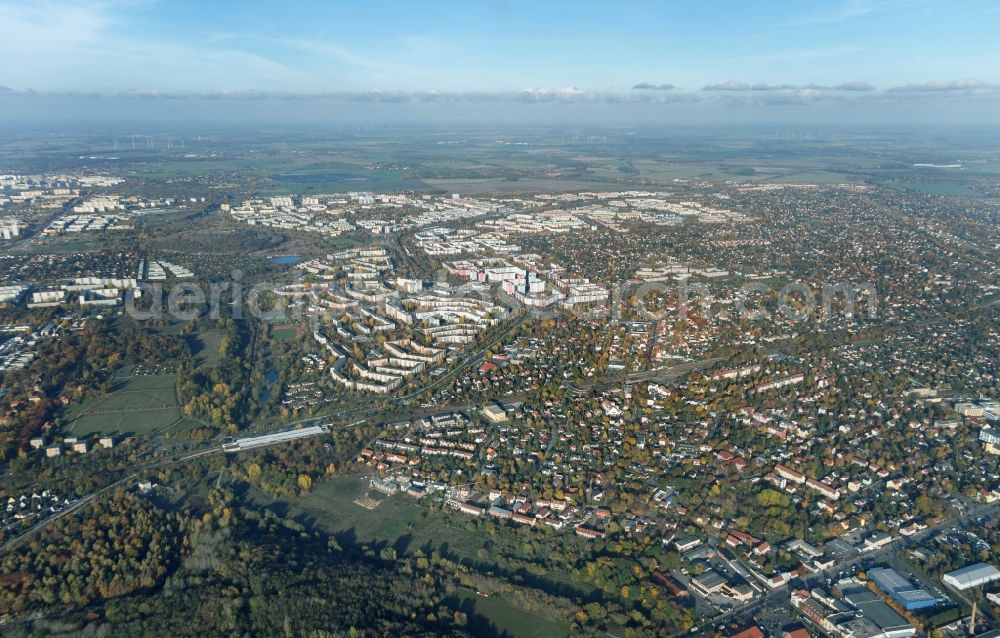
[1,0,999,123]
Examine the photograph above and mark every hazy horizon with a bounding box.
[2,0,999,126]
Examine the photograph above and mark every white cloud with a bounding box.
[702,81,751,91]
[702,82,801,91]
[632,83,679,90]
[887,78,999,92]
[833,81,876,91]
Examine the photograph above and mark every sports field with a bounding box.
[270,325,299,340]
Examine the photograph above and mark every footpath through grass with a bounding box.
[64,373,193,437]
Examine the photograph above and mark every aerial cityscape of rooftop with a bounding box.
[0,1,998,637]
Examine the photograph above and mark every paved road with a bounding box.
[703,500,1000,630]
[5,292,998,564]
[0,417,381,554]
[246,310,529,433]
[628,357,724,383]
[0,447,218,554]
[389,311,528,403]
[0,340,705,555]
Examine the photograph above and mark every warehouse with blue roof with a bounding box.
[869,567,938,611]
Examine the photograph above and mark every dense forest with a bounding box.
[0,475,695,637]
[0,490,183,616]
[0,487,474,637]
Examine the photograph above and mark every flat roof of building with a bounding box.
[838,617,882,638]
[693,569,728,592]
[943,563,1000,590]
[846,590,913,631]
[870,567,913,592]
[896,589,936,605]
[231,425,326,450]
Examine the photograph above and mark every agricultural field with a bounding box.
[423,177,613,194]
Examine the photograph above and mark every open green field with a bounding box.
[968,162,1000,174]
[449,590,571,638]
[578,157,867,184]
[256,475,601,592]
[765,170,862,184]
[128,153,433,193]
[625,160,720,180]
[263,176,430,195]
[264,159,429,194]
[252,475,573,638]
[423,177,613,194]
[133,156,312,179]
[270,326,298,340]
[253,475,487,559]
[265,473,601,586]
[65,373,188,437]
[9,234,110,255]
[186,329,224,368]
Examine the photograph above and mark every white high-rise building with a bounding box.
[0,217,20,240]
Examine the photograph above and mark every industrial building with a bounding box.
[942,563,1000,591]
[868,567,937,610]
[842,589,916,638]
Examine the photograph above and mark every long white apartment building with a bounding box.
[329,339,444,394]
